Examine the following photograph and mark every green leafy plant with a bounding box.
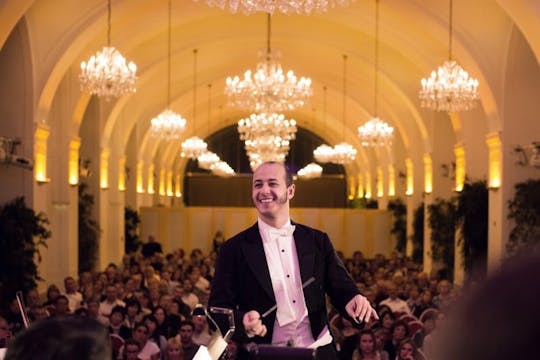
[125,206,141,254]
[78,182,100,273]
[0,197,50,310]
[388,198,407,254]
[456,181,488,277]
[507,179,540,255]
[347,197,379,209]
[428,197,457,279]
[412,202,424,263]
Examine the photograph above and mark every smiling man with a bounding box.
[209,161,378,360]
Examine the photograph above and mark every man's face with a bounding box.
[64,278,76,293]
[179,324,194,344]
[252,162,294,221]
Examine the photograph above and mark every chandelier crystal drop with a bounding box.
[80,46,137,100]
[313,144,335,163]
[298,162,323,179]
[419,60,479,112]
[238,113,297,142]
[332,142,357,165]
[150,109,186,140]
[181,136,208,159]
[211,161,236,177]
[358,117,394,147]
[226,49,312,113]
[197,0,353,15]
[197,151,221,170]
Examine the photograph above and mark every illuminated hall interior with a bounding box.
[0,0,538,290]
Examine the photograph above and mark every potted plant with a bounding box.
[125,206,141,254]
[388,198,407,254]
[507,179,540,255]
[428,197,457,280]
[0,197,50,310]
[78,182,100,273]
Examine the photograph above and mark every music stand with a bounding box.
[246,343,316,360]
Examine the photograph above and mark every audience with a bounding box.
[6,236,519,360]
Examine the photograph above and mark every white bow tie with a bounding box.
[269,225,295,238]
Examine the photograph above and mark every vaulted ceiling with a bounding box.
[1,0,539,188]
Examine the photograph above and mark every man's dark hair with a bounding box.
[5,316,110,360]
[179,319,195,331]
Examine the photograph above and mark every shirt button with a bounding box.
[286,274,290,278]
[292,300,296,303]
[281,249,285,252]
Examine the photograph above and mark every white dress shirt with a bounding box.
[258,218,332,348]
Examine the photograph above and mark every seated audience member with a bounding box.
[52,295,70,316]
[330,314,360,360]
[412,290,436,318]
[175,320,199,360]
[395,338,421,360]
[379,283,411,315]
[99,285,126,323]
[432,279,456,310]
[63,276,83,312]
[5,316,110,360]
[0,315,13,349]
[141,235,163,259]
[164,337,183,360]
[433,250,540,360]
[352,329,389,360]
[123,323,160,360]
[109,305,132,340]
[124,299,143,330]
[191,305,211,346]
[384,320,410,360]
[121,339,141,360]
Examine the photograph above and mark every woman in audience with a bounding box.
[395,338,421,360]
[352,329,389,360]
[164,337,184,360]
[152,305,169,338]
[128,323,160,360]
[383,320,409,360]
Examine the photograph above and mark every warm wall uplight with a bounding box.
[147,164,155,194]
[454,144,465,192]
[356,174,364,199]
[388,164,396,197]
[175,174,182,198]
[166,170,173,197]
[159,168,166,196]
[376,167,384,198]
[118,156,126,191]
[405,158,414,196]
[486,132,502,189]
[348,175,356,200]
[365,172,372,199]
[68,138,80,186]
[136,161,144,193]
[423,154,433,194]
[100,149,109,189]
[34,125,50,183]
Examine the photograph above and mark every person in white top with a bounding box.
[209,162,378,360]
[379,282,411,315]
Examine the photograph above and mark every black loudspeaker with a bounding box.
[247,344,316,360]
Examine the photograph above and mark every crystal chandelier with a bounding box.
[197,151,220,170]
[358,118,394,147]
[225,14,312,113]
[181,49,208,159]
[150,110,186,140]
[358,0,394,147]
[313,86,334,163]
[80,0,137,100]
[313,144,335,163]
[196,0,354,15]
[298,162,323,179]
[150,0,186,140]
[330,54,356,164]
[211,161,236,177]
[419,0,479,112]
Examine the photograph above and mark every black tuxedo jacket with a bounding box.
[208,221,360,346]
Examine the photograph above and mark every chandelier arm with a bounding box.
[342,54,347,141]
[449,0,453,61]
[374,0,379,117]
[107,0,111,47]
[266,13,272,61]
[167,0,172,107]
[193,49,198,129]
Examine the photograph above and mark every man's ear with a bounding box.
[288,184,295,199]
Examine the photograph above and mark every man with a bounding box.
[63,276,83,312]
[208,161,378,359]
[178,320,200,360]
[98,285,126,325]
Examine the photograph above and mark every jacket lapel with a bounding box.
[242,223,275,300]
[292,222,316,287]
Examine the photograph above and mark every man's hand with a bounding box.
[243,310,267,338]
[345,294,379,324]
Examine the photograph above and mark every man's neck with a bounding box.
[260,215,290,229]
